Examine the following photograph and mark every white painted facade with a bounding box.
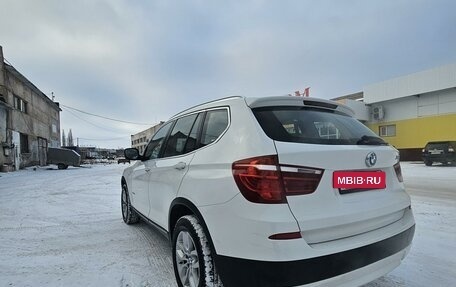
[131,122,163,154]
[369,87,456,123]
[335,63,456,123]
[340,99,370,121]
[364,63,456,104]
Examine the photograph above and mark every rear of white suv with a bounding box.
[121,96,415,287]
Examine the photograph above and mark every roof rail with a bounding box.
[170,95,242,119]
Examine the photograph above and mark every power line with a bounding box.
[64,107,128,133]
[61,104,155,125]
[78,136,130,141]
[63,108,132,142]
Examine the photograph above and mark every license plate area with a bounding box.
[333,171,386,192]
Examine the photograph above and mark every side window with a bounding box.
[143,121,173,160]
[183,113,203,153]
[200,109,229,146]
[163,113,198,158]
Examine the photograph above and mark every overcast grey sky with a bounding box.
[1,0,455,148]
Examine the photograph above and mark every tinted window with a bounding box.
[200,109,229,146]
[425,142,451,150]
[253,107,381,145]
[163,114,198,158]
[143,121,173,160]
[183,113,203,153]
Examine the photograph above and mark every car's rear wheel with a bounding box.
[57,163,68,170]
[424,160,433,166]
[172,215,223,287]
[121,183,139,224]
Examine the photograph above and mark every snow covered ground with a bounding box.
[0,162,455,287]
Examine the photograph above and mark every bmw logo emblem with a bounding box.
[365,152,377,167]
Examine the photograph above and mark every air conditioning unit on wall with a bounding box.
[372,106,385,120]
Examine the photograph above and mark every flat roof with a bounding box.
[331,92,364,102]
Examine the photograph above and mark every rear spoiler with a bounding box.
[245,96,355,117]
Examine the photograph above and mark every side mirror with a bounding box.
[124,148,140,160]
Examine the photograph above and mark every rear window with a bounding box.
[253,107,382,145]
[425,142,451,150]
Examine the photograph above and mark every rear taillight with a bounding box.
[449,147,454,152]
[232,155,323,204]
[232,155,285,203]
[280,166,323,195]
[394,162,403,182]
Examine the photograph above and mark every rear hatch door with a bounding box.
[275,142,409,245]
[252,104,411,245]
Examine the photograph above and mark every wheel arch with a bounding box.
[168,198,217,255]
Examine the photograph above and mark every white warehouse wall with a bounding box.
[342,99,369,121]
[364,63,456,104]
[369,88,456,123]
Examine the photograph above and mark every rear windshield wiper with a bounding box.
[356,135,388,146]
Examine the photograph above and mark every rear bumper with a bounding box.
[423,154,456,162]
[216,224,415,287]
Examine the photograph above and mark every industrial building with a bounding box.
[131,122,164,154]
[334,63,456,160]
[0,46,61,171]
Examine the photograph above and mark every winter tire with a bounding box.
[121,183,139,224]
[172,215,223,287]
[424,160,433,166]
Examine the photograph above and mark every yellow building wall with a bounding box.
[367,113,456,149]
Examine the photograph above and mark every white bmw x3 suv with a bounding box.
[121,96,415,287]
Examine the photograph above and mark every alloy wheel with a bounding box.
[175,230,200,287]
[121,186,128,220]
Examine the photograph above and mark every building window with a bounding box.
[14,95,27,113]
[379,125,396,137]
[314,122,341,139]
[20,133,29,153]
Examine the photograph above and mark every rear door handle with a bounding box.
[174,162,186,170]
